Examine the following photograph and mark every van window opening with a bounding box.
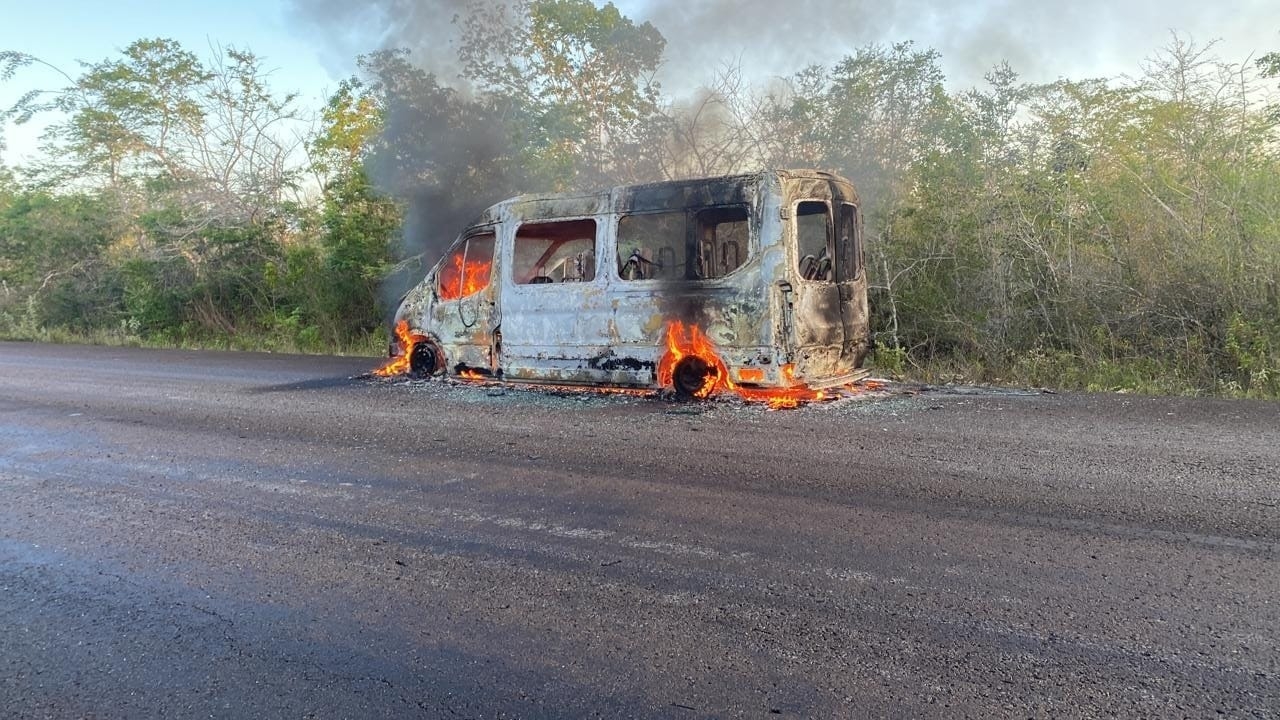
[796,201,832,282]
[618,211,682,280]
[513,219,597,284]
[438,232,495,300]
[837,203,860,282]
[617,205,749,281]
[695,207,748,279]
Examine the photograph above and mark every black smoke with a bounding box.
[284,0,1275,312]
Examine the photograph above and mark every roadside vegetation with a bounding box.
[2,2,1278,397]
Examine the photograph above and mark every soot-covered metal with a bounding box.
[388,169,870,394]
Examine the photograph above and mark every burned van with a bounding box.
[383,169,869,399]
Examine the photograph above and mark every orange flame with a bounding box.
[657,321,825,408]
[439,254,492,301]
[733,365,825,409]
[656,320,730,399]
[375,320,428,377]
[457,369,488,381]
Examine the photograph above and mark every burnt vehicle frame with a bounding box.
[390,169,870,395]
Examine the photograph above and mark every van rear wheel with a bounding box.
[672,356,716,399]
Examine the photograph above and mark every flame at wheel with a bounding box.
[376,320,430,377]
[657,321,730,399]
[657,320,827,408]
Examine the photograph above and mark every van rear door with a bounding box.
[787,198,847,381]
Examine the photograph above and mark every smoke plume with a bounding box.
[284,0,1276,312]
[631,0,1275,88]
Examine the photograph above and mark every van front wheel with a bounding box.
[409,341,442,378]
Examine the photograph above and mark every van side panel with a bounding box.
[600,174,784,385]
[494,195,645,385]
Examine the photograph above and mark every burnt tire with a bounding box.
[672,356,715,399]
[409,342,439,378]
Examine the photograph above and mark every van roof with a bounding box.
[475,169,851,226]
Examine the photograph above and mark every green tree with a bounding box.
[762,42,949,206]
[0,184,124,330]
[3,39,308,341]
[309,77,383,181]
[459,0,666,187]
[4,39,209,186]
[756,43,951,353]
[880,36,1280,395]
[314,167,400,340]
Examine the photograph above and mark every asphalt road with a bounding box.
[1,341,1277,719]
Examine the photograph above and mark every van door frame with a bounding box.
[834,200,870,369]
[424,226,502,374]
[785,194,847,380]
[496,215,624,385]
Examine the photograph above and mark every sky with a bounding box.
[2,0,1277,165]
[0,0,332,164]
